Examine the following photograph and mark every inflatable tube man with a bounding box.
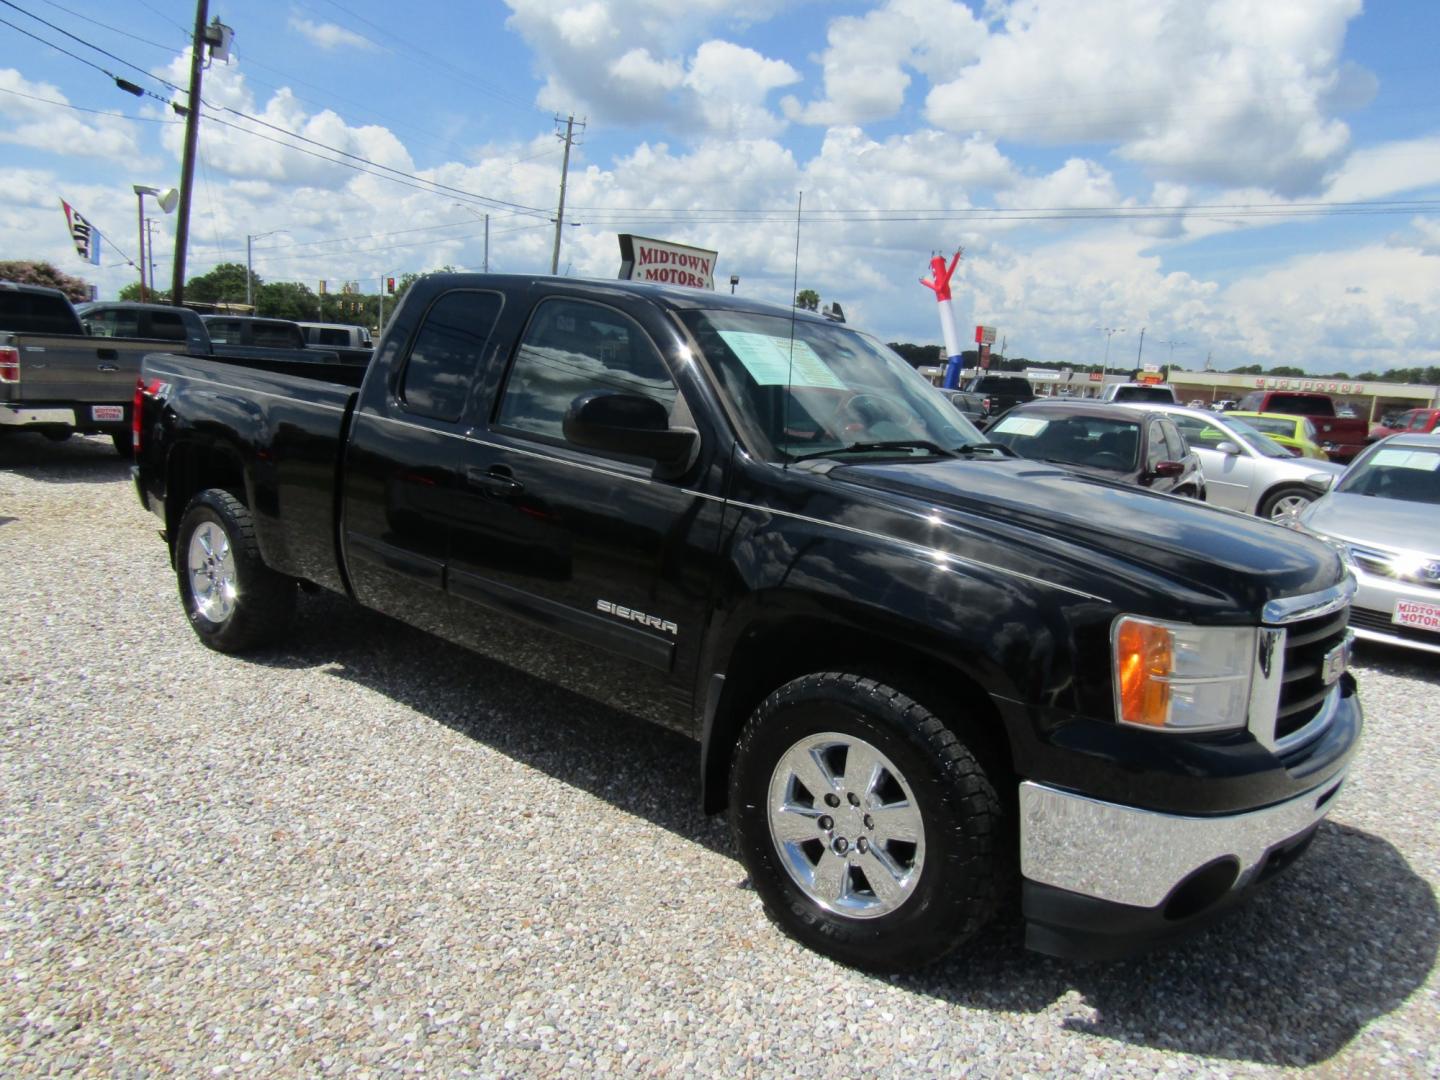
[920,250,964,388]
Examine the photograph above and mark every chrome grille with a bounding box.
[1275,608,1350,741]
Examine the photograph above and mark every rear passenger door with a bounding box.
[342,288,506,640]
[445,288,728,730]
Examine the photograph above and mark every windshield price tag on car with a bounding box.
[1372,449,1440,472]
[717,330,846,389]
[991,416,1048,437]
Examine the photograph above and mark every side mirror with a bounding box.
[1152,461,1185,479]
[1303,473,1336,494]
[1214,440,1242,456]
[562,391,698,479]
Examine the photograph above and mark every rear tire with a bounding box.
[175,488,295,653]
[729,672,1005,972]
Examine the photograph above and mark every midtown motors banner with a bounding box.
[617,235,719,290]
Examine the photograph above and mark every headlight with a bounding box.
[1112,617,1255,733]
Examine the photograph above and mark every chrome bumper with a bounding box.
[0,404,76,426]
[1019,772,1346,909]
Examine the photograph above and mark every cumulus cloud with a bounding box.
[924,0,1366,197]
[787,0,987,125]
[287,17,378,51]
[0,69,145,161]
[503,0,799,135]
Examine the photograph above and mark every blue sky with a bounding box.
[2,0,1438,374]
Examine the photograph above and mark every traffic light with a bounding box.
[386,277,396,294]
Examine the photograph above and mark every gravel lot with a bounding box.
[2,432,1437,1078]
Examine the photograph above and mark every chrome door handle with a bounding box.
[466,466,523,497]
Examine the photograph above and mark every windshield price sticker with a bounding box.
[718,331,846,389]
[1372,449,1440,472]
[1393,598,1440,634]
[991,416,1048,437]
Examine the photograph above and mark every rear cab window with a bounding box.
[4,291,83,335]
[397,290,504,422]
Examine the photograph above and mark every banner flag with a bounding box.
[60,199,102,266]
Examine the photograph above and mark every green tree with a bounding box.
[795,289,820,311]
[0,260,92,302]
[186,263,259,306]
[118,281,170,303]
[257,281,319,321]
[1266,365,1306,377]
[1227,364,1264,375]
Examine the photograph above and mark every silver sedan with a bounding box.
[1139,405,1347,520]
[1295,433,1440,656]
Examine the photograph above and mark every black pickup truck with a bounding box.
[133,273,1361,970]
[944,373,1035,427]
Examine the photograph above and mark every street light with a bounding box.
[729,274,739,294]
[1094,326,1125,377]
[452,202,490,272]
[245,230,288,310]
[132,185,178,303]
[1156,339,1189,368]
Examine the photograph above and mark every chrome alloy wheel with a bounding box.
[1267,491,1313,522]
[766,731,926,919]
[188,521,237,622]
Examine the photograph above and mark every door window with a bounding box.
[1159,419,1187,460]
[1145,422,1167,471]
[496,299,677,444]
[147,311,187,341]
[84,307,141,338]
[205,319,241,344]
[399,290,503,422]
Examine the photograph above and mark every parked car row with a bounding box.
[974,392,1439,657]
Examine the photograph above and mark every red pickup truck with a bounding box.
[1234,390,1368,463]
[1368,407,1440,442]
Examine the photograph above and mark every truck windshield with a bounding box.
[681,308,984,462]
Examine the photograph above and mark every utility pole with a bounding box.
[1136,326,1146,368]
[170,0,210,307]
[484,214,490,273]
[136,198,148,302]
[245,234,254,308]
[146,219,158,289]
[550,114,584,275]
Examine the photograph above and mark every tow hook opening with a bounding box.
[1163,857,1240,921]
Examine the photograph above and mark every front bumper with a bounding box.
[1019,768,1347,960]
[1347,565,1440,656]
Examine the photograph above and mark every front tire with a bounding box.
[175,488,295,653]
[729,673,1006,972]
[1258,484,1314,522]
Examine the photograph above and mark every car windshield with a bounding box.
[681,309,986,462]
[1336,445,1440,505]
[1222,417,1294,459]
[986,412,1139,472]
[1240,415,1296,439]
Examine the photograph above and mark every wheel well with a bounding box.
[165,442,246,548]
[702,616,1017,815]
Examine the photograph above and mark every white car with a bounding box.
[1135,406,1346,520]
[1295,433,1440,656]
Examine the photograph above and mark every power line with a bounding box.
[34,0,179,53]
[0,0,182,93]
[210,106,552,218]
[0,83,180,121]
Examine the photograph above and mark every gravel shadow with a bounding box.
[250,589,1436,1067]
[253,588,734,858]
[0,432,132,482]
[903,821,1438,1066]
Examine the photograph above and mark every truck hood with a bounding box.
[831,456,1345,620]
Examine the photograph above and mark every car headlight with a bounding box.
[1112,617,1256,733]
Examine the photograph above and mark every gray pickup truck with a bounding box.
[1,283,168,454]
[1,285,341,455]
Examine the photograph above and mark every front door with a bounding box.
[445,291,728,731]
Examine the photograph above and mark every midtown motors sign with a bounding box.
[618,234,719,290]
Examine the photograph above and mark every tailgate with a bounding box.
[6,335,145,404]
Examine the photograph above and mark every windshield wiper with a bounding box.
[790,439,959,463]
[953,442,1017,458]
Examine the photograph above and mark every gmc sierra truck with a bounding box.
[133,273,1362,970]
[946,373,1035,427]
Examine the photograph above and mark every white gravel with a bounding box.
[2,432,1437,1078]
